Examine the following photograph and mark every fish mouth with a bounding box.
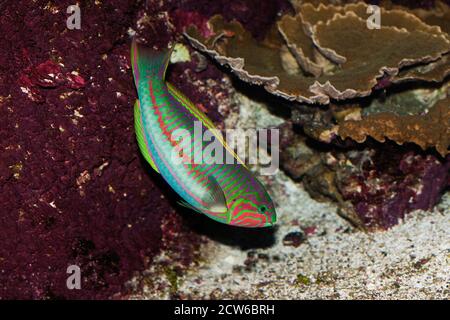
[266,213,277,227]
[227,216,276,228]
[259,215,276,228]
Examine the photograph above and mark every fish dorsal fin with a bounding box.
[202,175,227,213]
[134,100,160,174]
[166,82,248,168]
[167,82,216,131]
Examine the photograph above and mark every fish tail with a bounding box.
[131,38,173,84]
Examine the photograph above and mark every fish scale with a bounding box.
[131,39,277,227]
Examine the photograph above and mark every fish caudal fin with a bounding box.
[130,38,173,84]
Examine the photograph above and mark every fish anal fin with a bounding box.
[134,100,160,174]
[177,200,203,214]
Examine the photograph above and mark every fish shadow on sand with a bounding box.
[181,211,277,250]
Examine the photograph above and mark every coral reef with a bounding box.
[184,1,450,229]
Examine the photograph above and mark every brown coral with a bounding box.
[309,11,449,100]
[392,53,450,83]
[277,14,323,77]
[338,94,450,157]
[185,5,450,104]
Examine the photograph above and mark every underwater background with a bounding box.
[0,0,448,299]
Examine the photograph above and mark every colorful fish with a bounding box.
[130,39,277,228]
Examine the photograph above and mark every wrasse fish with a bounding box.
[131,39,277,228]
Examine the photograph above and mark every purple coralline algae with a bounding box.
[336,148,450,229]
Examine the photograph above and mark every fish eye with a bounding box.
[258,205,268,214]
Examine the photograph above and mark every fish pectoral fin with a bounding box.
[202,176,227,213]
[177,176,226,214]
[134,100,160,174]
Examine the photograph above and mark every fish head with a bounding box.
[227,189,277,228]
